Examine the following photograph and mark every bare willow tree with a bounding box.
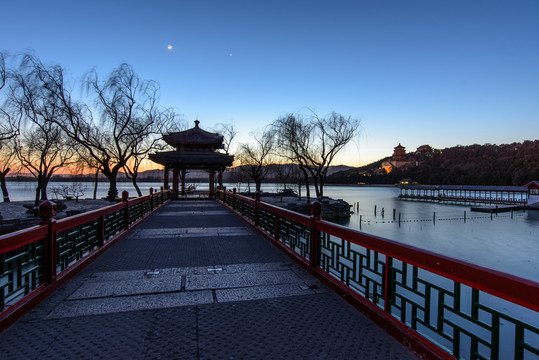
[274,111,359,200]
[0,52,20,145]
[24,56,169,201]
[123,107,181,196]
[214,122,237,154]
[0,52,21,201]
[237,129,275,192]
[9,64,76,205]
[0,140,17,202]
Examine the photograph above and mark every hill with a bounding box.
[327,140,539,186]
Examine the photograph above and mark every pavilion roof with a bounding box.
[163,120,224,148]
[149,150,234,169]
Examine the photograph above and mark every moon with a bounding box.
[167,45,173,50]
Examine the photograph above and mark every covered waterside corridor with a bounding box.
[0,200,417,359]
[398,184,529,205]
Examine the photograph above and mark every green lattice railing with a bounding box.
[0,189,171,330]
[217,189,539,360]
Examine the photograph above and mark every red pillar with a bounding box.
[181,169,186,196]
[164,165,169,190]
[209,170,215,198]
[218,168,223,188]
[172,168,179,196]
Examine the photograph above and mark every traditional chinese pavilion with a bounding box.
[149,120,234,198]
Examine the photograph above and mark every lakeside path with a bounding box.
[0,199,417,359]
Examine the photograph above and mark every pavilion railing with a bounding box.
[216,189,539,360]
[0,188,171,331]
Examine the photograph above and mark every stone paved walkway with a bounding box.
[0,200,418,359]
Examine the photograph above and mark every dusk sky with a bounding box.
[2,0,538,167]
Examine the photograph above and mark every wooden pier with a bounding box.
[470,204,526,213]
[399,184,528,205]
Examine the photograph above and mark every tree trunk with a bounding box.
[299,167,311,202]
[40,179,49,201]
[101,167,120,202]
[255,180,262,192]
[132,177,142,197]
[34,178,42,207]
[0,168,10,202]
[107,177,118,201]
[93,169,99,199]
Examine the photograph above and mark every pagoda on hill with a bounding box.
[149,120,234,198]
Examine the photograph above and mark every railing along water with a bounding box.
[216,189,539,360]
[0,188,171,331]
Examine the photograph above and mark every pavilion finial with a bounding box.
[194,120,200,128]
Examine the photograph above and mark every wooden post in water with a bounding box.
[374,205,377,217]
[359,215,362,230]
[398,213,401,227]
[393,209,396,220]
[464,211,466,223]
[433,212,436,224]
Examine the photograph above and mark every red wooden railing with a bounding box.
[0,188,171,332]
[216,189,539,360]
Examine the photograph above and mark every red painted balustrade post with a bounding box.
[98,214,105,247]
[254,191,261,226]
[232,188,236,210]
[39,200,57,284]
[160,186,164,205]
[310,201,321,269]
[122,191,129,229]
[149,188,154,212]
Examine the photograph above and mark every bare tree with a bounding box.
[273,160,294,192]
[24,56,167,201]
[214,122,237,154]
[9,65,76,205]
[237,129,275,192]
[274,111,359,200]
[15,127,75,206]
[0,52,21,201]
[0,52,20,145]
[0,139,17,202]
[123,107,180,196]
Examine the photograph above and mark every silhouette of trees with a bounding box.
[0,141,16,202]
[8,61,76,205]
[237,129,275,192]
[0,52,20,146]
[23,56,170,201]
[122,105,180,197]
[214,122,237,155]
[274,111,359,200]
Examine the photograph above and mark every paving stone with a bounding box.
[47,290,214,318]
[186,270,306,290]
[155,210,229,216]
[215,283,320,302]
[67,277,182,300]
[134,226,252,238]
[197,293,418,360]
[0,307,197,360]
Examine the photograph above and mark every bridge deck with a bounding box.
[0,200,417,359]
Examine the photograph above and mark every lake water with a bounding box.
[5,180,538,282]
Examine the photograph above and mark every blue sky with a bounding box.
[1,0,538,166]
